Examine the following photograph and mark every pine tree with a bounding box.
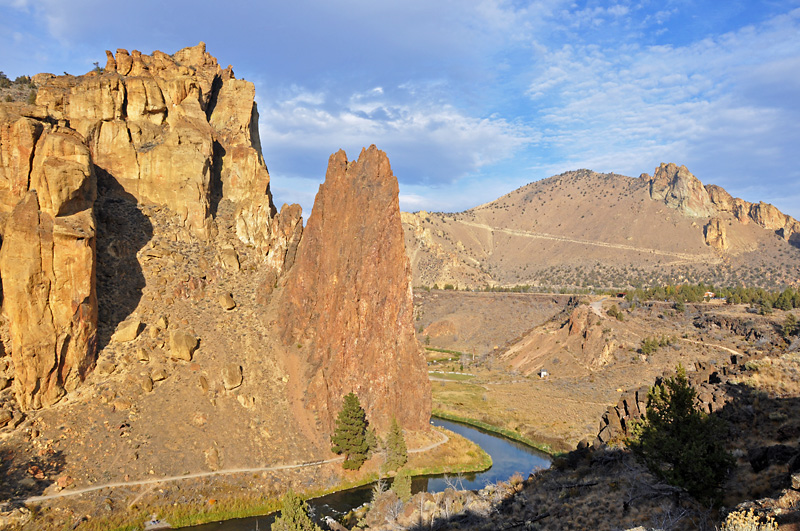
[331,392,369,470]
[384,418,408,472]
[271,489,321,531]
[628,365,734,505]
[391,468,412,503]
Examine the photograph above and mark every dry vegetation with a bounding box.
[403,170,800,290]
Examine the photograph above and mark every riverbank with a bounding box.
[18,426,489,530]
[432,410,558,456]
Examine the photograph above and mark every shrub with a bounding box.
[627,365,734,505]
[607,304,624,321]
[271,489,321,531]
[783,314,798,339]
[720,509,777,531]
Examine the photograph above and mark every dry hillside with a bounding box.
[403,168,800,290]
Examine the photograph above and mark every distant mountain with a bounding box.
[402,163,800,290]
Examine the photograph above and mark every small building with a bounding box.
[539,369,548,379]
[704,291,715,299]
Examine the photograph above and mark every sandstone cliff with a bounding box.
[0,107,97,409]
[280,146,431,433]
[0,43,296,410]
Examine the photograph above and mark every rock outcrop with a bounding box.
[34,42,278,247]
[642,163,715,218]
[0,107,97,410]
[704,217,728,251]
[645,165,798,241]
[280,146,431,433]
[0,44,300,410]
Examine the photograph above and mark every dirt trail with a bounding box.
[24,430,450,503]
[457,220,719,264]
[679,338,742,356]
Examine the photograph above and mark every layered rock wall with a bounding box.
[643,163,798,241]
[35,42,276,245]
[280,146,431,433]
[0,108,97,409]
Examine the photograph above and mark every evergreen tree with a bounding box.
[784,314,798,339]
[365,427,380,458]
[271,489,321,531]
[384,418,408,472]
[391,468,412,503]
[628,365,734,505]
[331,392,369,470]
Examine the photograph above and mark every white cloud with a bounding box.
[522,7,800,217]
[258,83,534,188]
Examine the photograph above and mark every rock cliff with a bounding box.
[0,108,97,409]
[644,163,798,241]
[0,43,295,410]
[642,163,715,218]
[280,146,431,433]
[34,42,276,246]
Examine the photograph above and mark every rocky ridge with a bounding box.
[403,165,800,290]
[642,162,799,240]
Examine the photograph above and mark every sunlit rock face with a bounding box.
[0,110,97,410]
[280,145,432,433]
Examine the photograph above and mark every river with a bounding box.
[183,418,551,530]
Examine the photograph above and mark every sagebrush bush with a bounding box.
[721,509,777,531]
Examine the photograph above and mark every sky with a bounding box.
[2,0,799,219]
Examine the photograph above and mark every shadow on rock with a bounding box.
[0,447,65,501]
[94,170,153,352]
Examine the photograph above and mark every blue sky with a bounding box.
[2,1,799,219]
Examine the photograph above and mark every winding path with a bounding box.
[24,429,450,503]
[679,338,742,357]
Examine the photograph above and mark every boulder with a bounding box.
[136,348,150,362]
[218,293,236,310]
[0,409,12,427]
[138,374,154,393]
[219,247,240,271]
[222,364,243,390]
[113,319,142,342]
[279,146,431,432]
[169,331,198,361]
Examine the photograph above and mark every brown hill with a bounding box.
[403,165,800,290]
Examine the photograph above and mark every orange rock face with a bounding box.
[280,146,431,433]
[0,110,97,410]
